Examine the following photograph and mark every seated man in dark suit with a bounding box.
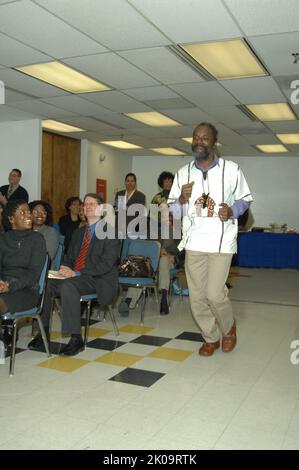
[28,193,120,356]
[0,169,29,205]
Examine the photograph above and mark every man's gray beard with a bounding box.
[192,147,211,162]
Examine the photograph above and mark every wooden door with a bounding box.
[41,132,81,223]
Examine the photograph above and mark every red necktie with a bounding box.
[74,227,91,272]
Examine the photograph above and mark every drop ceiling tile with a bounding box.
[0,68,68,98]
[34,0,170,50]
[130,0,242,43]
[79,91,149,113]
[0,32,52,67]
[119,47,204,84]
[160,107,217,126]
[169,82,238,108]
[242,134,279,144]
[265,121,299,133]
[0,104,36,121]
[59,116,119,131]
[63,53,159,89]
[0,0,107,58]
[224,0,299,35]
[42,95,111,116]
[124,86,179,102]
[248,32,299,76]
[144,98,194,110]
[4,88,38,103]
[220,77,286,104]
[205,106,255,126]
[10,99,77,118]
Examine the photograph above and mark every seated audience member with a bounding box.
[58,197,82,252]
[0,202,4,233]
[28,193,120,356]
[114,173,146,236]
[0,200,47,343]
[151,171,174,206]
[29,200,59,266]
[0,169,29,205]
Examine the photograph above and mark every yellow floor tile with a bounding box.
[49,331,62,340]
[119,324,154,335]
[37,356,90,373]
[80,327,111,337]
[148,347,193,362]
[94,351,143,367]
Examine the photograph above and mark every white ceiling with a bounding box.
[0,0,299,156]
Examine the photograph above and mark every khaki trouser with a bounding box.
[185,250,234,343]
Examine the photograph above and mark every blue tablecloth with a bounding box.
[235,232,299,268]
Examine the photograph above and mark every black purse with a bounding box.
[119,255,154,277]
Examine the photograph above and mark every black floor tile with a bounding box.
[109,367,165,388]
[131,335,172,347]
[80,318,99,327]
[175,331,204,342]
[86,337,126,351]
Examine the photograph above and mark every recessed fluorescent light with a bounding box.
[181,39,267,79]
[182,137,193,144]
[245,103,296,121]
[125,112,180,127]
[100,140,142,149]
[276,133,299,144]
[256,144,288,153]
[151,148,186,156]
[16,61,110,93]
[42,120,84,132]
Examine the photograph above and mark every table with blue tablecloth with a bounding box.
[235,232,299,268]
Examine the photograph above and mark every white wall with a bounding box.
[0,119,41,200]
[87,142,133,204]
[132,155,299,231]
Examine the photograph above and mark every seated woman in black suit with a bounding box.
[0,199,47,317]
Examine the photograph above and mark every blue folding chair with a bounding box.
[51,235,65,270]
[0,256,51,376]
[80,294,119,346]
[118,239,161,324]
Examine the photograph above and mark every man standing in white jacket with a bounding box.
[168,122,253,356]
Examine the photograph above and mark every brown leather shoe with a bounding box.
[199,341,220,356]
[222,321,237,352]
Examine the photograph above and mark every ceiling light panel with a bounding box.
[256,144,288,153]
[276,133,299,143]
[100,140,142,149]
[245,103,296,121]
[181,39,267,80]
[42,120,84,132]
[151,147,186,155]
[125,111,181,127]
[16,62,111,93]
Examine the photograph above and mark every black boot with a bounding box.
[160,289,169,315]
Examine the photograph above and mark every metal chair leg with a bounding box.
[36,315,51,357]
[140,287,147,325]
[9,319,18,376]
[107,305,119,337]
[84,301,92,346]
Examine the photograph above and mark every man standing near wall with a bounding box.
[0,169,29,205]
[168,122,253,356]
